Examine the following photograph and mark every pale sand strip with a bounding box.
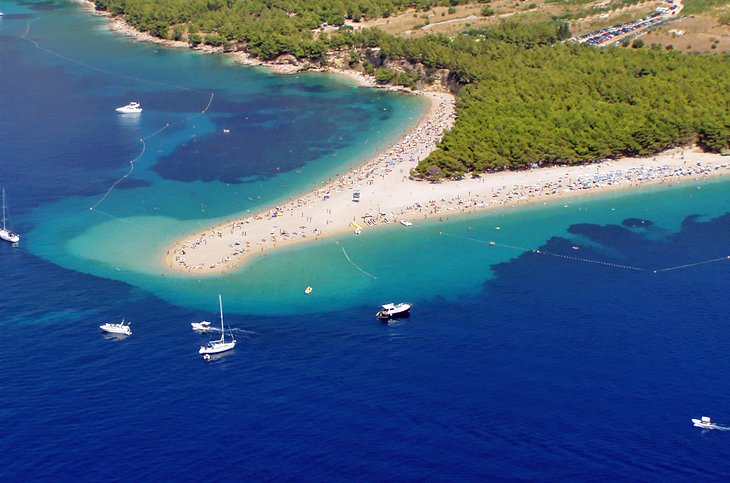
[165,94,730,275]
[75,1,730,274]
[166,91,457,273]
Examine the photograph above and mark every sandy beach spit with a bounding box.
[76,1,730,276]
[165,104,730,276]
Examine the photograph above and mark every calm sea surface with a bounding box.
[2,1,730,480]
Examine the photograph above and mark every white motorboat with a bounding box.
[199,295,236,355]
[400,220,413,227]
[115,101,143,113]
[376,302,412,319]
[692,416,720,430]
[1,189,20,244]
[191,320,212,332]
[100,318,132,336]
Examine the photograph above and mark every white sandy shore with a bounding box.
[76,1,730,275]
[166,91,458,273]
[166,112,730,275]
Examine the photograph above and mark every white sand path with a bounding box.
[165,91,730,275]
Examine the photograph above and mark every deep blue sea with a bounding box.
[3,1,730,480]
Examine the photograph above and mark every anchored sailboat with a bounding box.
[199,295,236,355]
[1,189,20,244]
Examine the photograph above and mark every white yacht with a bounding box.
[376,302,412,319]
[1,189,20,244]
[692,416,720,430]
[400,220,413,227]
[191,321,212,332]
[115,101,143,113]
[100,318,132,336]
[199,295,236,355]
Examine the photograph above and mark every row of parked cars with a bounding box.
[571,9,671,46]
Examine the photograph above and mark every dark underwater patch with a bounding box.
[152,97,372,183]
[491,212,730,283]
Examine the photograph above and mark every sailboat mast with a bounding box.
[219,294,225,342]
[2,189,6,231]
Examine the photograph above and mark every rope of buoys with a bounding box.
[654,256,730,273]
[440,232,730,274]
[336,241,377,280]
[89,121,171,215]
[20,20,216,228]
[88,208,155,232]
[20,19,212,96]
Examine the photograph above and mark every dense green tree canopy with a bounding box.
[413,41,730,176]
[94,0,730,179]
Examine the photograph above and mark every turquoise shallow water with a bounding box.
[1,0,436,314]
[32,172,730,316]
[4,0,730,314]
[5,2,730,480]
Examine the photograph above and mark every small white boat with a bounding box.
[100,318,132,336]
[400,220,413,227]
[199,295,236,355]
[0,189,20,244]
[115,101,143,114]
[191,320,213,332]
[692,416,720,430]
[376,302,412,319]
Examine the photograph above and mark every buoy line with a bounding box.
[90,132,148,212]
[336,241,378,280]
[20,19,212,96]
[653,256,730,273]
[439,232,730,274]
[19,19,216,230]
[88,89,212,223]
[89,121,171,211]
[89,208,156,232]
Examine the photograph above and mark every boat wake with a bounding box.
[693,417,730,431]
[697,424,730,431]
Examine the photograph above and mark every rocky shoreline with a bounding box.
[78,0,447,93]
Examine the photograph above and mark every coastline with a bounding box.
[166,145,730,275]
[77,1,730,276]
[79,0,417,90]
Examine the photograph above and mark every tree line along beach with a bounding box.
[76,1,730,275]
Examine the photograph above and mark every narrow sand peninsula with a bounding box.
[76,0,730,276]
[166,87,730,274]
